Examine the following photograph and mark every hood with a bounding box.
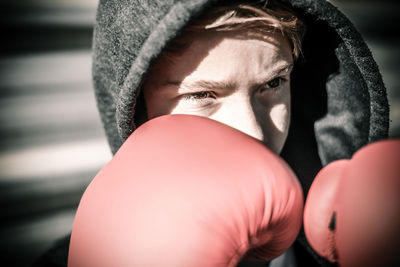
[92,0,389,264]
[92,0,388,186]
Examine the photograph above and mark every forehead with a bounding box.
[151,30,293,85]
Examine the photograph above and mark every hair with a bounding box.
[164,0,306,60]
[137,1,305,127]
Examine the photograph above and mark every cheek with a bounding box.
[261,88,291,154]
[143,87,175,119]
[257,86,291,135]
[272,86,291,135]
[170,100,217,117]
[269,103,290,133]
[143,93,161,119]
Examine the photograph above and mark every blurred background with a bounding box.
[0,0,399,266]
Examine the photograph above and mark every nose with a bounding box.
[210,93,264,142]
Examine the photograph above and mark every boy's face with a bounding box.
[143,31,293,154]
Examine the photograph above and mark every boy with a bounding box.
[141,3,304,155]
[35,0,389,266]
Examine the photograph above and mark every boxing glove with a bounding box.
[304,139,400,267]
[68,114,303,267]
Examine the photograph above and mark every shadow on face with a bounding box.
[140,30,293,154]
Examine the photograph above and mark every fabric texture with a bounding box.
[92,0,388,195]
[34,0,389,266]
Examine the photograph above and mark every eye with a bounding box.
[183,91,214,101]
[260,77,286,92]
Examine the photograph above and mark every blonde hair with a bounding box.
[165,0,305,59]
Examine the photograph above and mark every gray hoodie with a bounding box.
[34,0,389,266]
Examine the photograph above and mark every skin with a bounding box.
[143,30,293,154]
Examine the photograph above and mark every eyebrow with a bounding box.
[269,63,294,78]
[164,63,294,91]
[165,79,237,91]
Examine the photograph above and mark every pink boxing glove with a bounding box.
[304,139,400,267]
[68,115,303,267]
